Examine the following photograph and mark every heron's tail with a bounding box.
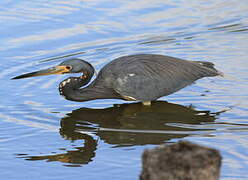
[195,61,224,77]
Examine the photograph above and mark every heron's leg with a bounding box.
[142,101,151,106]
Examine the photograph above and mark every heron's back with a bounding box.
[94,54,221,101]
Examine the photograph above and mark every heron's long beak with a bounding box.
[11,65,70,79]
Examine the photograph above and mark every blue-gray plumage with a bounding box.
[12,54,222,105]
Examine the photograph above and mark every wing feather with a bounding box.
[97,54,220,101]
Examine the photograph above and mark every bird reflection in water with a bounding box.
[17,133,97,167]
[17,101,224,166]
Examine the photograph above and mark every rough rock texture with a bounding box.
[140,140,222,180]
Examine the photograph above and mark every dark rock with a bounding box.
[140,140,222,180]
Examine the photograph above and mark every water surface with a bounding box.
[0,1,248,179]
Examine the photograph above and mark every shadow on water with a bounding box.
[17,101,224,166]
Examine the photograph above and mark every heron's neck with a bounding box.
[71,86,118,102]
[59,78,119,102]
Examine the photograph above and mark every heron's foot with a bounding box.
[142,101,151,106]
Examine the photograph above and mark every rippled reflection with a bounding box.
[1,0,248,179]
[19,133,97,167]
[17,101,223,165]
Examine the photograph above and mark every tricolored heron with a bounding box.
[12,54,222,105]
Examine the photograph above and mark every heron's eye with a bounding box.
[66,66,72,70]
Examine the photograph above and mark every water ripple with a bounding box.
[0,0,248,179]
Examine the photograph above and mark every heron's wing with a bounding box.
[112,57,218,101]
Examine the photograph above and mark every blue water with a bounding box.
[0,1,248,179]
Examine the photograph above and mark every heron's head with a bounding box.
[12,58,95,80]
